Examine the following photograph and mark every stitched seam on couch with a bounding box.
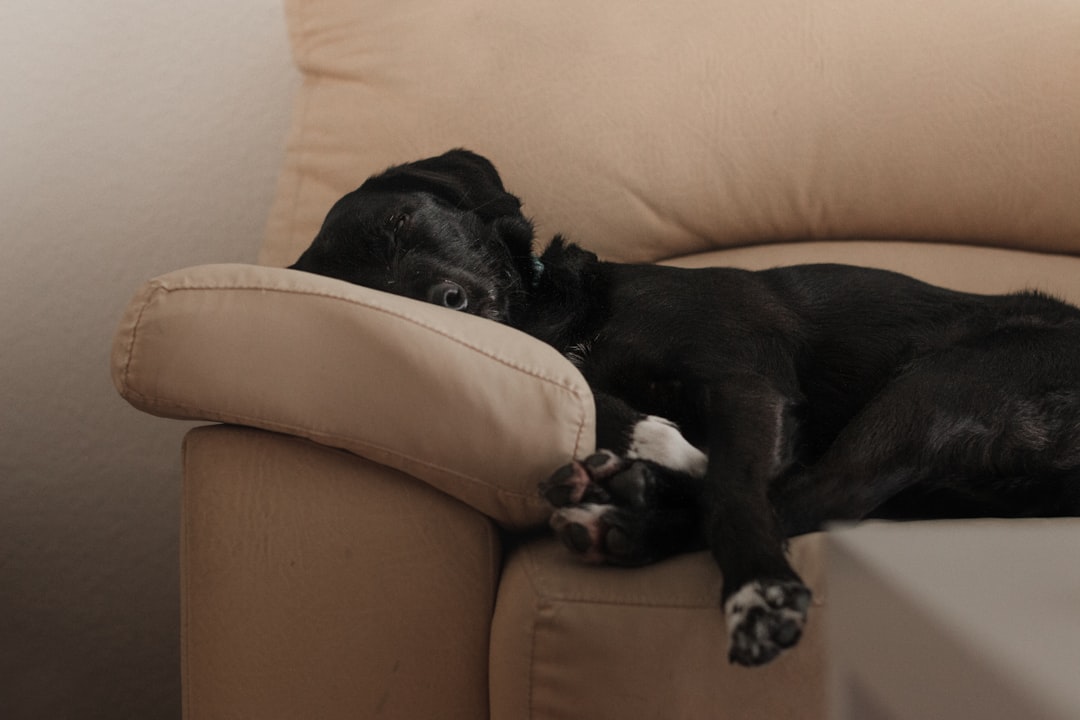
[118,279,591,511]
[519,544,727,609]
[127,396,556,507]
[150,279,593,421]
[117,281,166,408]
[192,281,585,456]
[538,596,725,610]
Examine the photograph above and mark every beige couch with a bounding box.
[112,1,1080,718]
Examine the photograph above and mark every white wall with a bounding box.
[0,1,298,717]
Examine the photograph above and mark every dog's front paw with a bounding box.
[724,579,812,666]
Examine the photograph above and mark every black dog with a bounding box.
[290,149,1080,665]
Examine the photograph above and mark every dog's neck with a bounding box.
[510,236,609,354]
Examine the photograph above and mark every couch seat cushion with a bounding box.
[490,534,828,720]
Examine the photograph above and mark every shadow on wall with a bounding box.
[0,1,298,717]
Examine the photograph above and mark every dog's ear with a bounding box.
[360,149,523,222]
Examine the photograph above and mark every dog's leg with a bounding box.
[775,346,1080,533]
[698,375,812,667]
[595,393,708,477]
[768,377,937,535]
[540,393,707,565]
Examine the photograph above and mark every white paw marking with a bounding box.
[724,582,770,633]
[724,580,810,665]
[626,416,708,477]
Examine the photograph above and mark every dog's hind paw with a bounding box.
[724,579,812,666]
[540,453,680,565]
[541,452,703,566]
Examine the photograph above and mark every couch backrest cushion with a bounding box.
[261,0,1080,268]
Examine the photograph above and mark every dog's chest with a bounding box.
[561,328,702,432]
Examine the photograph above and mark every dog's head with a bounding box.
[289,149,538,324]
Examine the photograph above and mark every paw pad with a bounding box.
[725,579,812,666]
[539,452,659,564]
[540,451,701,566]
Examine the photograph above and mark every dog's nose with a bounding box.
[427,281,469,311]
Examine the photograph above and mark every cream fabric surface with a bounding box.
[667,240,1080,303]
[182,426,497,720]
[113,263,593,530]
[491,534,829,719]
[263,0,1080,268]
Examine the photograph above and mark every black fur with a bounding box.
[290,149,1080,665]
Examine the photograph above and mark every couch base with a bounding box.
[182,426,500,720]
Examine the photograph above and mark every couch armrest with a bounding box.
[112,263,594,529]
